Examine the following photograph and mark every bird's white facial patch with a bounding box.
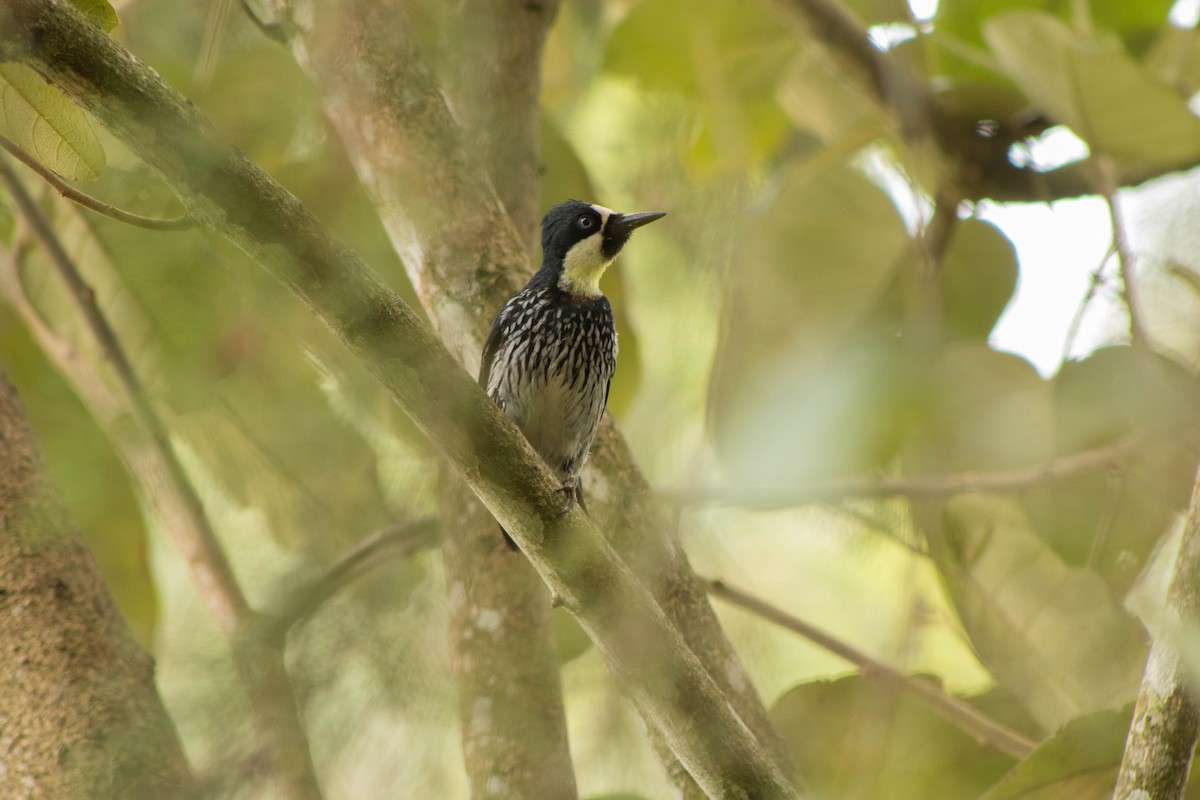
[559,205,615,298]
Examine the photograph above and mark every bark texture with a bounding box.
[0,370,195,800]
[431,1,578,795]
[441,488,577,800]
[275,1,791,793]
[1114,467,1200,799]
[0,2,800,795]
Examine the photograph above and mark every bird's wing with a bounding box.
[478,299,514,388]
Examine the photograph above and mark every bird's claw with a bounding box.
[556,483,578,517]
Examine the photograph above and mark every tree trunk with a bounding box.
[0,4,800,794]
[0,369,195,799]
[274,2,793,793]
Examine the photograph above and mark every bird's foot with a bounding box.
[556,483,578,516]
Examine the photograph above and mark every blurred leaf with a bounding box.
[933,495,1145,731]
[917,345,1054,471]
[770,675,1015,800]
[939,219,1018,341]
[716,165,908,367]
[841,0,912,25]
[606,0,793,98]
[541,117,641,416]
[980,708,1129,799]
[605,0,797,169]
[1144,25,1200,97]
[983,11,1200,168]
[552,606,593,665]
[709,165,910,484]
[68,0,119,31]
[777,50,889,144]
[0,62,106,181]
[1021,348,1200,590]
[936,0,1049,47]
[936,0,1171,53]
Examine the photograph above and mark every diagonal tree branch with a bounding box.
[273,0,792,791]
[761,0,1200,202]
[267,516,439,636]
[706,579,1038,759]
[669,437,1137,510]
[0,2,800,795]
[420,2,579,796]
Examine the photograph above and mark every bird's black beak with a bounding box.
[609,211,666,237]
[602,211,666,259]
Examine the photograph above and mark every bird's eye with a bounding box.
[577,215,595,230]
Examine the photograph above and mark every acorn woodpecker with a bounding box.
[480,199,665,545]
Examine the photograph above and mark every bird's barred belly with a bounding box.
[487,317,615,481]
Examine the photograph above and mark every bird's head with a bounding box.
[541,200,665,298]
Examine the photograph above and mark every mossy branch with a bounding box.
[0,2,800,795]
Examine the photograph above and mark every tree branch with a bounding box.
[0,157,323,800]
[0,3,800,795]
[669,437,1137,510]
[706,579,1038,759]
[0,132,193,230]
[276,0,793,792]
[1114,464,1200,798]
[408,2,580,795]
[760,0,1200,202]
[268,516,439,636]
[0,155,249,634]
[1099,160,1150,351]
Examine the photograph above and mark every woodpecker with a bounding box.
[480,199,665,545]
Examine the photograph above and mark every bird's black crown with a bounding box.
[541,199,603,262]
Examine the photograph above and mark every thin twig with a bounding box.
[669,437,1137,510]
[270,516,439,636]
[1100,160,1149,350]
[705,578,1038,759]
[0,133,193,231]
[1060,243,1116,365]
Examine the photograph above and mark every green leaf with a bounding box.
[604,0,797,168]
[939,219,1018,341]
[770,675,1016,800]
[933,495,1145,731]
[708,165,911,484]
[777,50,889,144]
[551,605,593,665]
[983,11,1200,168]
[1021,348,1200,590]
[0,62,106,181]
[841,0,912,26]
[936,1,1171,53]
[68,0,119,32]
[936,0,1050,47]
[984,703,1200,798]
[917,345,1054,471]
[980,708,1129,799]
